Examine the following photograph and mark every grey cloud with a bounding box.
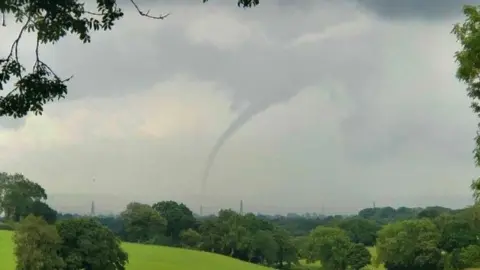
[0,118,23,129]
[356,0,480,20]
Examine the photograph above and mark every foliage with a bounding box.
[456,244,480,269]
[27,200,57,224]
[307,226,352,270]
[180,228,202,249]
[346,243,371,270]
[152,200,196,243]
[251,230,278,266]
[417,206,452,219]
[452,5,480,173]
[376,219,442,270]
[337,217,380,246]
[120,202,166,244]
[56,217,128,270]
[0,222,13,230]
[0,172,48,222]
[13,214,64,270]
[435,213,479,252]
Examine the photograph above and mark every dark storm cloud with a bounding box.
[356,0,480,20]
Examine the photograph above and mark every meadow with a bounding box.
[0,230,270,270]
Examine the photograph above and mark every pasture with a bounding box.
[0,230,270,270]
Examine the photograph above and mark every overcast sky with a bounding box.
[1,0,479,215]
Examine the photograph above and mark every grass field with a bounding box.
[0,230,270,270]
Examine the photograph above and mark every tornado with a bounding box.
[200,104,264,197]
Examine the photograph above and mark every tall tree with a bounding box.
[27,200,57,224]
[0,0,259,118]
[337,217,380,246]
[56,217,128,270]
[152,200,196,243]
[453,5,480,188]
[346,243,371,270]
[120,202,166,244]
[307,226,352,270]
[14,214,65,270]
[0,172,47,221]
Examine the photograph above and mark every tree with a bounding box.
[337,217,380,246]
[453,5,480,172]
[180,228,202,249]
[251,230,278,266]
[346,243,371,270]
[56,217,128,270]
[376,219,442,270]
[307,226,352,270]
[417,206,452,219]
[152,200,196,243]
[272,228,298,269]
[471,177,480,203]
[120,202,166,244]
[435,214,478,252]
[455,244,480,269]
[198,217,222,253]
[27,200,57,224]
[0,172,47,221]
[0,0,259,118]
[14,214,64,270]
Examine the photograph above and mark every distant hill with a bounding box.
[46,192,474,216]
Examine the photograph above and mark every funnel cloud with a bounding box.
[201,103,265,196]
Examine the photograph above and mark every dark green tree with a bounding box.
[346,243,371,270]
[337,217,380,246]
[0,0,259,118]
[453,5,480,173]
[251,230,278,265]
[120,202,166,244]
[26,200,57,224]
[0,172,47,221]
[307,226,351,270]
[272,227,298,269]
[152,200,196,243]
[179,228,202,249]
[417,206,452,219]
[435,214,478,252]
[56,217,128,270]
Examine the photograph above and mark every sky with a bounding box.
[0,0,479,215]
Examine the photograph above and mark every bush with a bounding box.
[0,222,14,231]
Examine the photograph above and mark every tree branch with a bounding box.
[129,0,170,19]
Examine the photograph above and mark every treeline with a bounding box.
[2,172,480,270]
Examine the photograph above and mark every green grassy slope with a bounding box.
[0,230,270,270]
